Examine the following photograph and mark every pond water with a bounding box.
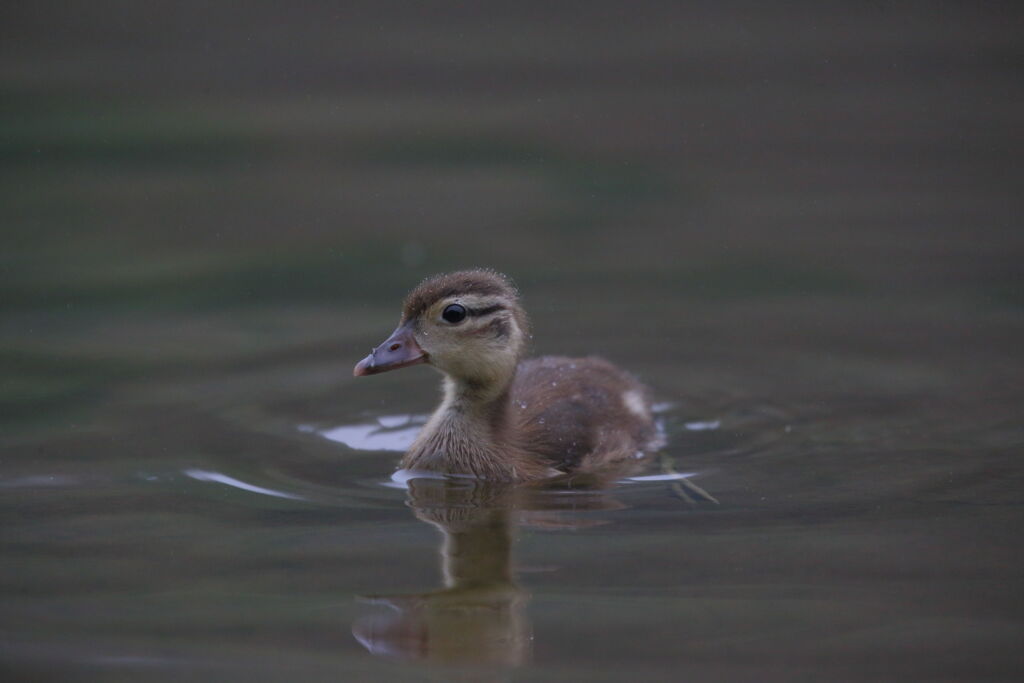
[3,281,1022,682]
[3,4,1023,681]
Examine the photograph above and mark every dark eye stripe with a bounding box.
[469,304,505,317]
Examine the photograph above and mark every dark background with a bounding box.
[4,1,1021,314]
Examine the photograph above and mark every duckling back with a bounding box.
[509,356,660,475]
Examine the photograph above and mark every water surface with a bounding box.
[3,288,1021,681]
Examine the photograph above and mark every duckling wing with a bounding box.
[509,356,658,472]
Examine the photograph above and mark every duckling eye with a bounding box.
[441,303,467,324]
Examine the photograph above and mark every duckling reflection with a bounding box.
[352,477,528,666]
[352,476,627,666]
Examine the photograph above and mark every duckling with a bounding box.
[353,270,661,482]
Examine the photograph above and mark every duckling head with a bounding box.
[354,270,529,398]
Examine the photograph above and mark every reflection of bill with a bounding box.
[352,477,529,667]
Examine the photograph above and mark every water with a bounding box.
[3,3,1024,681]
[3,297,1021,681]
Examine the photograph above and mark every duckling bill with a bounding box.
[354,270,661,481]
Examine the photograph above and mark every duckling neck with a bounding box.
[402,374,533,480]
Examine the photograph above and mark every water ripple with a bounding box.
[183,468,305,500]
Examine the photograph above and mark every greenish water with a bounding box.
[3,3,1023,681]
